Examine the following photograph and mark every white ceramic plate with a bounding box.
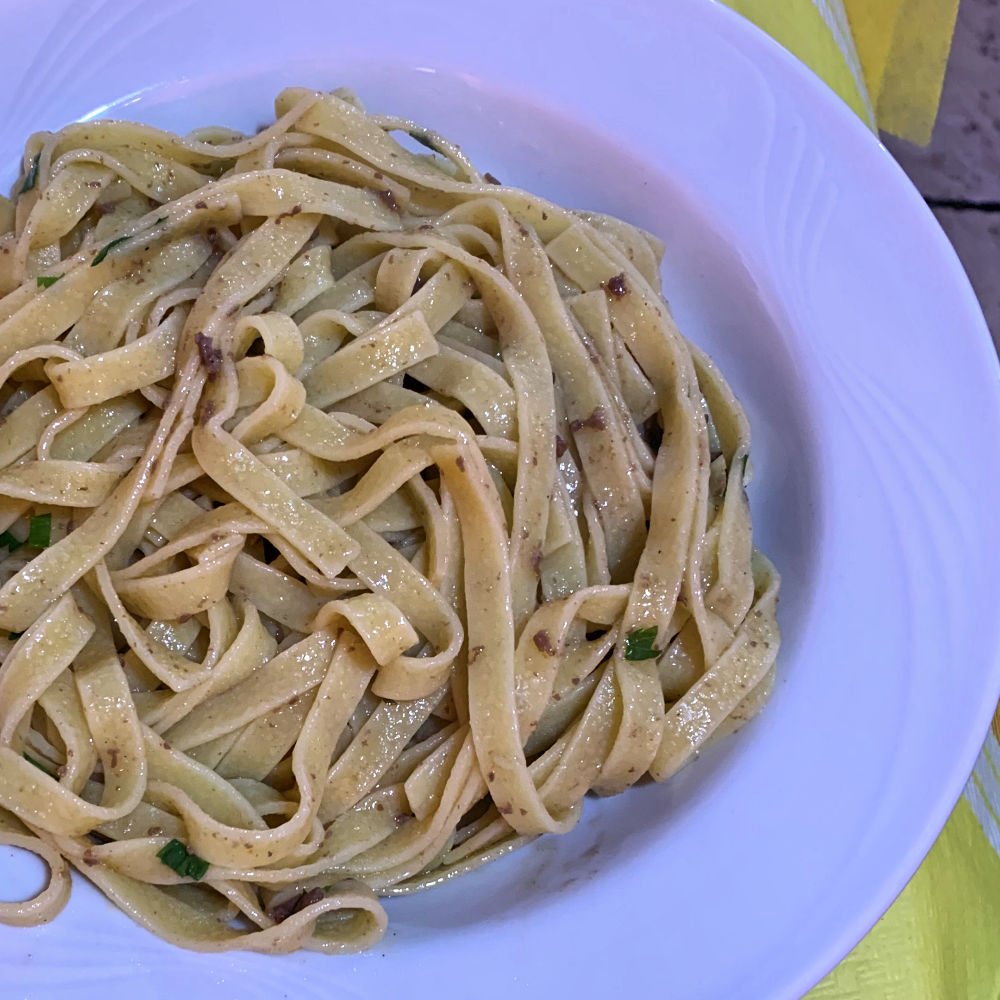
[3,1,1000,997]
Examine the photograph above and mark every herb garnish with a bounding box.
[624,626,660,661]
[36,274,62,288]
[156,839,210,880]
[27,513,51,548]
[91,235,131,267]
[22,752,52,775]
[91,217,168,268]
[19,153,39,194]
[406,130,439,152]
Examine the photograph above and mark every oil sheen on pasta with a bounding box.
[0,87,779,953]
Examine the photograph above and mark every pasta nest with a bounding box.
[0,88,779,953]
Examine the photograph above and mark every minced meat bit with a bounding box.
[532,629,557,656]
[377,188,400,212]
[194,332,223,379]
[267,887,324,924]
[569,406,608,432]
[606,272,628,298]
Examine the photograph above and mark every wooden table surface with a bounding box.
[886,0,1000,346]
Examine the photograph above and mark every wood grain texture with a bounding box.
[933,207,1000,343]
[885,0,1000,200]
[888,0,1000,348]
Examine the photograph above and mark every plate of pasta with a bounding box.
[1,1,999,998]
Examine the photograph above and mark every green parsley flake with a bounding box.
[91,235,131,267]
[19,153,40,194]
[36,274,63,288]
[0,529,20,550]
[22,752,52,775]
[624,626,660,661]
[406,130,439,152]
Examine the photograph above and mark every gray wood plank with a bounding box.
[933,206,1000,345]
[884,0,1000,203]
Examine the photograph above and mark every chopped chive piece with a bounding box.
[19,153,40,194]
[156,839,188,870]
[27,513,51,548]
[406,130,438,152]
[156,838,210,880]
[180,853,210,880]
[36,274,63,288]
[91,234,131,266]
[624,625,660,661]
[0,529,20,550]
[22,752,52,775]
[91,218,167,269]
[8,631,23,641]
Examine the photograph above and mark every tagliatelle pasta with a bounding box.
[0,87,779,954]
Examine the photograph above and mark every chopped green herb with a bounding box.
[27,513,51,548]
[0,529,20,550]
[8,631,23,641]
[624,626,660,661]
[19,153,40,194]
[91,235,131,267]
[406,130,439,152]
[36,274,63,288]
[182,853,209,880]
[156,839,188,869]
[156,838,210,880]
[22,752,52,775]
[90,218,167,270]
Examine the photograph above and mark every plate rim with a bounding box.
[0,1,998,997]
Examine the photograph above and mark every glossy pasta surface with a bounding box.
[0,88,779,953]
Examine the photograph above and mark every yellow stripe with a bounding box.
[809,796,1000,998]
[841,0,905,101]
[719,0,874,126]
[809,0,877,124]
[844,0,960,144]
